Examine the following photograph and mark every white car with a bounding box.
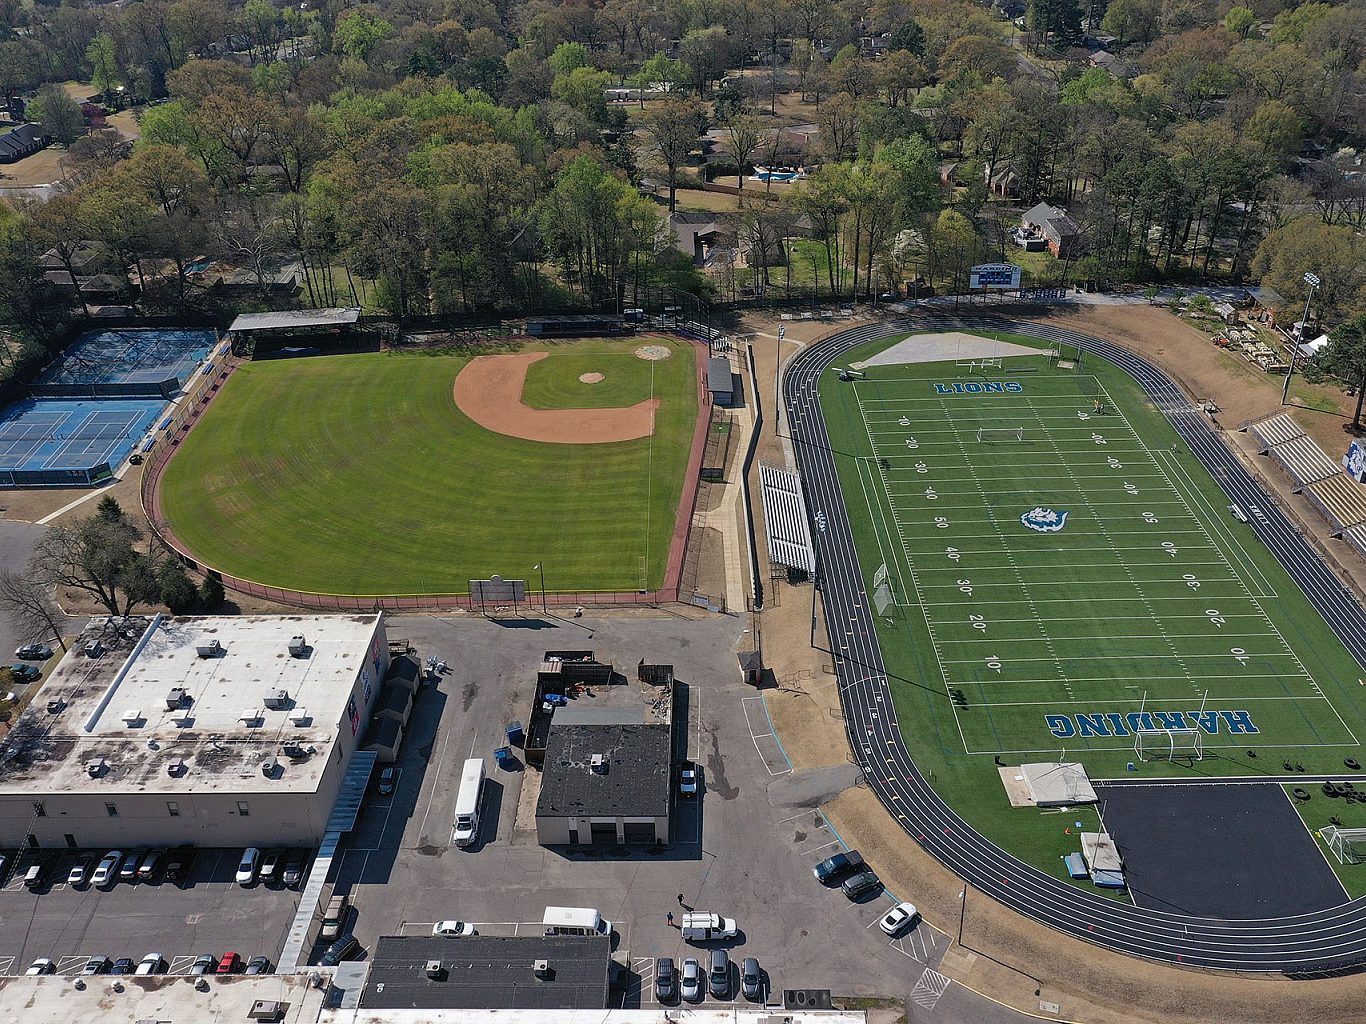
[432,920,476,936]
[878,901,919,936]
[92,851,122,888]
[680,957,703,1002]
[134,953,165,976]
[678,766,698,797]
[24,957,54,975]
[234,847,260,886]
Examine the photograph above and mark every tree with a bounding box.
[1321,315,1366,431]
[158,560,199,614]
[1224,6,1256,38]
[638,97,707,212]
[551,65,612,123]
[200,574,226,610]
[0,571,69,653]
[634,53,690,103]
[333,9,396,61]
[27,83,83,145]
[86,32,121,100]
[29,514,160,618]
[889,18,926,55]
[723,115,766,193]
[1251,217,1366,321]
[548,41,590,75]
[930,208,980,301]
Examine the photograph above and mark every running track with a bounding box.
[784,314,1366,972]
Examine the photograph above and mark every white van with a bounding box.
[680,912,738,942]
[452,758,486,847]
[543,906,613,937]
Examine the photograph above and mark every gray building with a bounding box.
[535,723,671,846]
[0,613,389,849]
[708,355,734,406]
[359,935,611,1010]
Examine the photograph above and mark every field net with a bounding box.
[1134,726,1204,762]
[976,427,1024,442]
[1322,826,1366,865]
[872,563,894,616]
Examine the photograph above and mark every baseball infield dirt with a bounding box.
[453,351,659,444]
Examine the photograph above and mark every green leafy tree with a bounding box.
[1224,6,1256,37]
[159,561,200,614]
[551,66,612,123]
[548,41,589,75]
[1251,217,1366,320]
[889,18,926,55]
[1321,316,1366,431]
[86,33,120,100]
[333,9,395,61]
[27,83,83,145]
[200,575,226,610]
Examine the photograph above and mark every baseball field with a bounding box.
[157,338,699,596]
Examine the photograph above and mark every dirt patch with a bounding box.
[578,372,604,384]
[453,351,658,444]
[634,344,671,361]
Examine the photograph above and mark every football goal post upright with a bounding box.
[1134,726,1203,762]
[976,427,1025,442]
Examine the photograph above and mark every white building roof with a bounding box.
[0,614,382,796]
[228,307,360,332]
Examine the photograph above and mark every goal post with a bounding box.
[976,427,1024,443]
[1322,826,1366,865]
[1134,726,1203,762]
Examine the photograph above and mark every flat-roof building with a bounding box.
[0,613,389,849]
[359,935,611,1011]
[535,722,672,846]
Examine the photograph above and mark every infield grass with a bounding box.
[159,338,697,595]
[521,340,665,410]
[818,332,1366,889]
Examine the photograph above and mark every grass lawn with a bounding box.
[818,332,1366,890]
[159,338,697,596]
[521,340,661,410]
[1285,783,1366,899]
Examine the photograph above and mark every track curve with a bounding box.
[784,313,1366,972]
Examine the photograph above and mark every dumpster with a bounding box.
[494,746,517,770]
[505,721,524,747]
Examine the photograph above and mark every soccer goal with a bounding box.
[976,427,1025,442]
[1322,826,1366,865]
[872,563,895,616]
[1134,726,1203,762]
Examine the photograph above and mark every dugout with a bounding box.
[227,307,362,358]
[525,315,627,337]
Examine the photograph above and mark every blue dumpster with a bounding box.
[505,721,524,747]
[494,746,516,770]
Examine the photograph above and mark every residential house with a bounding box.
[666,212,735,267]
[0,123,48,163]
[1019,203,1085,259]
[988,164,1022,198]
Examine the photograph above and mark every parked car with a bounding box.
[708,949,730,999]
[320,894,350,941]
[813,850,864,885]
[432,920,476,936]
[81,956,111,976]
[15,644,52,661]
[164,847,194,883]
[110,958,135,976]
[6,664,40,682]
[655,957,676,1001]
[137,850,164,881]
[678,764,698,797]
[118,850,143,882]
[377,766,397,795]
[68,855,97,888]
[259,849,285,885]
[841,868,882,900]
[134,954,165,976]
[245,956,271,975]
[24,958,54,976]
[680,957,702,1002]
[282,850,307,889]
[741,957,762,1000]
[234,847,260,886]
[23,858,51,888]
[216,951,242,974]
[92,851,121,888]
[318,934,359,967]
[188,954,216,976]
[879,901,919,936]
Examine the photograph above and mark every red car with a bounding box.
[215,952,242,974]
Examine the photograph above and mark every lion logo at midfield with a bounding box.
[1021,507,1069,533]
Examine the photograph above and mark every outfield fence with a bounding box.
[140,331,727,614]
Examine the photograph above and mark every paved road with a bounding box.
[0,521,64,659]
[784,314,1366,973]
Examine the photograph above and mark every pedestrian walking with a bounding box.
[667,911,675,927]
[677,893,685,906]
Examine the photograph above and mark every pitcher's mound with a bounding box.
[635,345,671,361]
[579,372,604,384]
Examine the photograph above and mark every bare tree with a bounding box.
[0,571,69,652]
[29,514,160,618]
[723,115,767,195]
[637,98,708,213]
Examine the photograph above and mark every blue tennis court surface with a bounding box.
[0,398,165,485]
[34,328,217,395]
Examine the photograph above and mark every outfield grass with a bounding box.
[159,338,697,595]
[818,333,1366,890]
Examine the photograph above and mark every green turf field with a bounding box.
[521,341,662,409]
[819,332,1366,886]
[158,338,697,595]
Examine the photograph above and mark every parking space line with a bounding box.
[170,955,197,975]
[417,722,456,843]
[739,697,792,777]
[801,839,840,856]
[0,955,15,976]
[56,955,84,975]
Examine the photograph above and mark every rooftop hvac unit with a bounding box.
[167,758,186,777]
[45,698,64,714]
[288,635,307,657]
[533,959,552,978]
[165,687,187,710]
[262,689,290,710]
[247,1002,284,1022]
[85,757,105,777]
[590,753,607,773]
[260,755,279,779]
[425,960,444,979]
[194,639,223,658]
[83,639,102,658]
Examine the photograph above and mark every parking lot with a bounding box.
[0,847,303,975]
[331,611,948,1002]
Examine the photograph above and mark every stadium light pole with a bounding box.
[775,324,786,431]
[1282,271,1320,406]
[534,562,546,612]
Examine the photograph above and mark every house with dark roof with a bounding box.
[359,934,611,1011]
[535,721,672,846]
[0,123,47,163]
[1020,202,1085,259]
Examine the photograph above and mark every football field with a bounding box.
[821,335,1365,768]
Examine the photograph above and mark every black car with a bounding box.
[245,955,272,975]
[655,957,676,1001]
[813,849,864,885]
[841,868,882,900]
[282,850,307,889]
[164,846,195,883]
[110,958,135,976]
[259,848,287,885]
[319,933,360,967]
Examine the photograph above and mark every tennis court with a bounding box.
[0,398,166,486]
[33,328,219,398]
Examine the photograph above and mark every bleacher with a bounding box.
[1243,412,1366,539]
[1305,475,1366,535]
[1246,412,1304,452]
[759,463,815,578]
[1267,435,1340,491]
